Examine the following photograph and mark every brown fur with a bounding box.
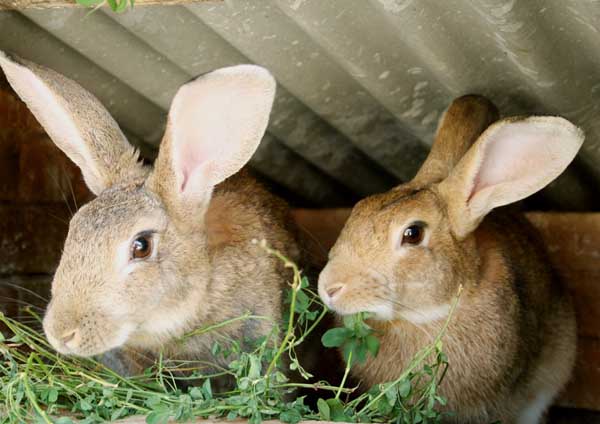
[318,95,579,423]
[45,169,299,377]
[413,94,499,186]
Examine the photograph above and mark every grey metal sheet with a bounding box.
[0,0,599,209]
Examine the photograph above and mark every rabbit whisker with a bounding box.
[127,348,155,365]
[0,296,45,311]
[0,281,49,302]
[46,211,70,225]
[295,225,329,260]
[48,170,74,218]
[64,164,79,211]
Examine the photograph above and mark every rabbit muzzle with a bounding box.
[43,300,135,357]
[318,261,394,319]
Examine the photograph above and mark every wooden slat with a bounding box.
[562,337,600,410]
[528,213,600,339]
[117,420,336,424]
[291,209,600,410]
[0,0,216,10]
[0,204,70,274]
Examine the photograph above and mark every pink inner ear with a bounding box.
[173,96,231,194]
[164,65,275,200]
[178,141,206,192]
[472,122,552,195]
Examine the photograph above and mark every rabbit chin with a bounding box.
[330,298,451,324]
[329,300,395,321]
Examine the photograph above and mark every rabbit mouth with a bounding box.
[325,294,394,320]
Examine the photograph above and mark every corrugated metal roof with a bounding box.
[1,1,599,208]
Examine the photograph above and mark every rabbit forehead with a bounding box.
[66,185,165,249]
[340,186,442,247]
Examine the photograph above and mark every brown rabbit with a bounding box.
[318,95,580,423]
[0,52,302,380]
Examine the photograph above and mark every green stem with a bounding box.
[23,357,52,424]
[336,349,353,400]
[264,272,298,382]
[292,307,328,347]
[357,285,462,415]
[180,313,272,341]
[258,241,303,379]
[273,382,353,393]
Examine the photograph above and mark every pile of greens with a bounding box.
[0,244,455,424]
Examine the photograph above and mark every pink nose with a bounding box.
[60,329,80,349]
[326,284,344,299]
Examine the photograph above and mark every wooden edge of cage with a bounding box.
[0,0,218,11]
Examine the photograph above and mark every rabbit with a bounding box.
[0,51,303,382]
[318,94,580,424]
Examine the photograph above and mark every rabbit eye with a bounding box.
[402,223,425,245]
[131,234,153,260]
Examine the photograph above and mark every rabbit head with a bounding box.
[0,52,276,357]
[318,95,583,323]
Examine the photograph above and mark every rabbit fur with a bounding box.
[0,51,301,380]
[318,95,581,424]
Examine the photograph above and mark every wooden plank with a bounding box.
[528,213,600,339]
[117,420,336,424]
[0,0,216,9]
[113,407,600,423]
[0,204,70,274]
[291,209,600,410]
[562,337,600,411]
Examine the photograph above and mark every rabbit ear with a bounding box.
[0,51,146,195]
[439,116,584,238]
[148,65,275,220]
[412,95,498,187]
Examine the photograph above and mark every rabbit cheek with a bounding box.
[390,248,451,323]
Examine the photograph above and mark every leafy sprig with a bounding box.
[321,312,381,364]
[75,0,134,13]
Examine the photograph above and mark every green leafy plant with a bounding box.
[322,312,381,364]
[0,242,459,423]
[75,0,134,13]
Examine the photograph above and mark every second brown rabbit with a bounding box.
[318,95,579,423]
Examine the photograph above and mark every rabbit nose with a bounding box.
[326,284,345,299]
[60,329,80,349]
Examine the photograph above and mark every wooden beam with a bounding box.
[291,209,600,411]
[0,0,217,10]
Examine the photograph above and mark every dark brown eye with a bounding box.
[402,223,425,245]
[131,235,153,260]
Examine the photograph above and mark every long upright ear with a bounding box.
[438,116,584,239]
[0,51,146,195]
[412,94,499,187]
[147,65,275,221]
